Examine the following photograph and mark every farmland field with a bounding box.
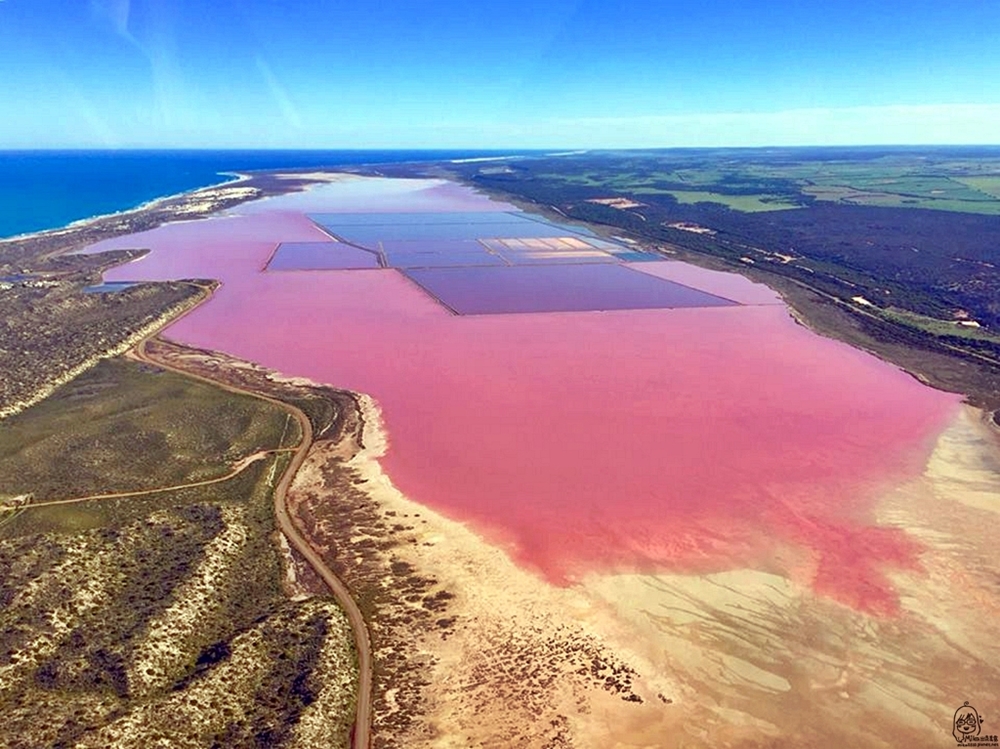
[631,188,800,211]
[528,148,1000,215]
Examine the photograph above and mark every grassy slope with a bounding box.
[0,357,356,749]
[0,358,298,502]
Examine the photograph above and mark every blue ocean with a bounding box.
[0,150,534,239]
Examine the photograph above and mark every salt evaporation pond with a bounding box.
[404,265,737,315]
[266,241,380,271]
[87,176,960,615]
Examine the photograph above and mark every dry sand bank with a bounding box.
[142,335,998,747]
[288,395,685,748]
[574,407,1000,747]
[290,395,1000,748]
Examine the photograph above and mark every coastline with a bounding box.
[0,172,251,246]
[0,170,329,271]
[4,165,999,746]
[0,170,334,425]
[300,388,686,747]
[296,369,999,747]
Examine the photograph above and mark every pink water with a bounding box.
[240,179,515,215]
[90,179,960,615]
[630,260,785,305]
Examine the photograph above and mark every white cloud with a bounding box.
[90,0,135,44]
[254,56,303,131]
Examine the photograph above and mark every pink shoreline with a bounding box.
[91,177,961,615]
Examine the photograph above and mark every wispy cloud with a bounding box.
[254,55,303,130]
[89,0,136,45]
[89,0,191,128]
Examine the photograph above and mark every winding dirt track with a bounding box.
[132,334,374,749]
[20,449,294,509]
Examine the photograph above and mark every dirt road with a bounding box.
[133,334,374,749]
[20,450,293,509]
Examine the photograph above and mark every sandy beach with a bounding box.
[281,388,1000,748]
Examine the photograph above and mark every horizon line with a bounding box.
[3,144,1000,153]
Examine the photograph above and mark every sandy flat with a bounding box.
[295,399,1000,748]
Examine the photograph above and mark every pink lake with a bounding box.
[89,177,960,615]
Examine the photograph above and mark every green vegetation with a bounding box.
[0,357,356,749]
[529,150,1000,216]
[0,358,298,502]
[880,307,1000,343]
[0,272,205,418]
[956,176,1000,199]
[632,189,800,211]
[751,160,1000,215]
[0,171,327,422]
[801,175,1000,215]
[446,147,1000,407]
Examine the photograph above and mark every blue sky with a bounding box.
[2,0,999,148]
